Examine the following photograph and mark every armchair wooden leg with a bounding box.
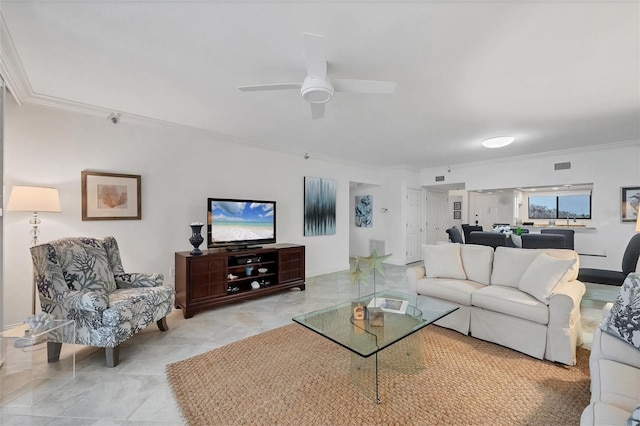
[105,346,120,368]
[157,317,169,331]
[47,342,62,363]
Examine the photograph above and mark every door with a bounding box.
[425,191,449,245]
[406,188,422,263]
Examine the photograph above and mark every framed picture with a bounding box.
[453,201,462,210]
[367,297,408,315]
[453,210,462,220]
[82,171,141,221]
[621,186,640,223]
[304,177,336,236]
[355,195,373,228]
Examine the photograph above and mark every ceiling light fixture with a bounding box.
[482,136,515,148]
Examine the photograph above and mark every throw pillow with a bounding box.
[423,243,467,280]
[627,404,640,426]
[601,272,640,350]
[518,253,576,304]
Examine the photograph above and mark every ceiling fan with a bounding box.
[238,32,397,120]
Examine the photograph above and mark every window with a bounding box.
[528,194,591,219]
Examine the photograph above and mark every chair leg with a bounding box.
[105,346,120,368]
[47,342,62,362]
[157,317,169,331]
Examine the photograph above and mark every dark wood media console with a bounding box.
[175,243,305,318]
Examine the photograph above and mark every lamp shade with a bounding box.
[7,186,61,213]
[637,213,640,232]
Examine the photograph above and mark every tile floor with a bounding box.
[0,262,620,425]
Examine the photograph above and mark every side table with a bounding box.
[0,319,76,408]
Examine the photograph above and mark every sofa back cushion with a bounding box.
[491,247,579,288]
[491,247,543,288]
[422,243,467,280]
[518,253,576,304]
[460,244,494,285]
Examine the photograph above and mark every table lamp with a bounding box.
[7,185,61,246]
[7,185,61,314]
[637,213,640,233]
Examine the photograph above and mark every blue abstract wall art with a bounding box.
[304,177,337,236]
[355,195,373,228]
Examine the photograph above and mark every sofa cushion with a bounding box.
[519,253,576,304]
[601,272,640,350]
[543,248,580,281]
[472,285,549,325]
[490,247,542,288]
[460,244,494,285]
[416,278,486,306]
[422,243,467,280]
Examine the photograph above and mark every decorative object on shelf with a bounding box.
[251,281,260,290]
[189,223,204,255]
[453,211,461,220]
[355,195,373,228]
[258,268,268,274]
[621,186,640,223]
[227,285,240,294]
[453,201,462,210]
[81,171,141,220]
[227,274,238,280]
[304,176,337,236]
[245,265,254,276]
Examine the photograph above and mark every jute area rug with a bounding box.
[166,324,590,425]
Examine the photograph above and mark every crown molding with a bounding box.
[0,13,31,104]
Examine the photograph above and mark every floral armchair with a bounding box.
[30,236,175,367]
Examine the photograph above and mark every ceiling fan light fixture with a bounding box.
[301,77,334,103]
[482,136,515,148]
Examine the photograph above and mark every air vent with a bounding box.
[435,175,445,182]
[554,162,571,170]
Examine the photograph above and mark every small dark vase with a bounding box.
[189,224,204,255]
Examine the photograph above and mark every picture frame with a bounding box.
[453,211,462,220]
[81,171,141,221]
[621,186,640,223]
[453,201,462,210]
[367,297,408,315]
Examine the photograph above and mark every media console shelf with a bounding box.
[175,243,305,318]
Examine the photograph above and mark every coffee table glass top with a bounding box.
[292,290,457,357]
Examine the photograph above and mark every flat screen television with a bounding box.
[207,198,276,250]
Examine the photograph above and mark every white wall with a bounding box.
[420,143,640,270]
[2,99,384,325]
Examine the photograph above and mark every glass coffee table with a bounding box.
[293,290,458,403]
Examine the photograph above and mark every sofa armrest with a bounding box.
[601,302,613,322]
[115,273,164,289]
[548,279,586,327]
[406,266,426,294]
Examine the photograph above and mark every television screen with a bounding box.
[207,198,276,249]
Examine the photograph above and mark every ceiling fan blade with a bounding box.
[332,79,397,94]
[303,32,327,80]
[238,83,302,92]
[310,103,325,120]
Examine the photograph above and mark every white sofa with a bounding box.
[580,273,640,425]
[406,243,585,365]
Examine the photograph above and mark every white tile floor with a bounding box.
[0,263,619,425]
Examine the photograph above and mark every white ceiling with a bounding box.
[2,1,639,169]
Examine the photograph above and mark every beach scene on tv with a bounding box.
[209,201,275,242]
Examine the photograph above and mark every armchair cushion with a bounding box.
[601,272,640,350]
[53,237,117,292]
